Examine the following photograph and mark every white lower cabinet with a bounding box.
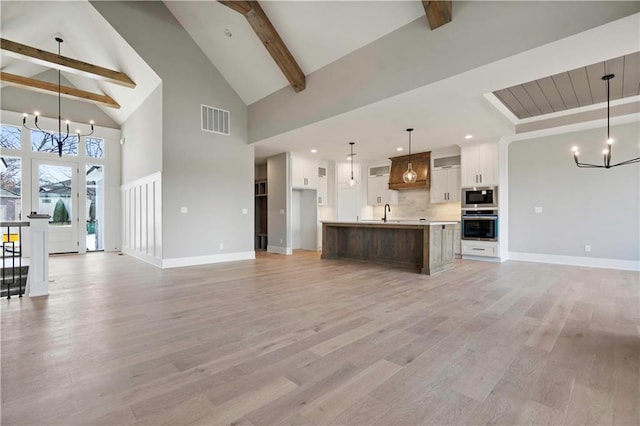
[461,240,499,257]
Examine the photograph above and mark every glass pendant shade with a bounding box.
[348,176,357,187]
[402,128,417,183]
[403,162,418,183]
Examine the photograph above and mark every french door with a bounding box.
[32,159,79,253]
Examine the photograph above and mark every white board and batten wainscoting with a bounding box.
[121,172,163,267]
[121,172,254,269]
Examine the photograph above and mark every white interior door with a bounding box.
[32,159,79,254]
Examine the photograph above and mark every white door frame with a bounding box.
[32,158,81,254]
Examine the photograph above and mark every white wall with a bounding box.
[267,152,290,254]
[508,122,640,270]
[93,1,254,265]
[120,84,163,185]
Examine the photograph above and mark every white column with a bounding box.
[26,214,50,297]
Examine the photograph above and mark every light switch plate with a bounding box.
[180,206,188,214]
[534,207,543,213]
[242,208,248,214]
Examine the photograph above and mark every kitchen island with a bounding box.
[321,221,457,275]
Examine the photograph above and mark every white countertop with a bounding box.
[323,220,459,226]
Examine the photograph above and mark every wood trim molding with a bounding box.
[421,1,452,30]
[0,72,120,109]
[218,0,306,92]
[1,38,136,88]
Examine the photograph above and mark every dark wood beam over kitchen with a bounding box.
[218,0,306,92]
[1,38,136,88]
[421,1,452,30]
[0,72,121,109]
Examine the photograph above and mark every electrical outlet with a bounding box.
[280,209,285,215]
[242,208,248,214]
[280,238,283,244]
[219,242,224,250]
[534,207,543,213]
[584,245,591,253]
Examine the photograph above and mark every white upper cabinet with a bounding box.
[430,168,460,203]
[291,153,318,189]
[461,142,498,187]
[317,162,328,205]
[367,161,397,206]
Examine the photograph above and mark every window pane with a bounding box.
[85,137,104,159]
[0,156,22,221]
[38,164,73,225]
[0,125,21,150]
[31,130,78,156]
[86,165,104,251]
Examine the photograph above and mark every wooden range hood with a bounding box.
[388,151,431,190]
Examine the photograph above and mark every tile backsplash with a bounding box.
[373,188,461,221]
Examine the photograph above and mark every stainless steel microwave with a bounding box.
[461,186,498,209]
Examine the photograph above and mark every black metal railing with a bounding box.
[1,221,29,298]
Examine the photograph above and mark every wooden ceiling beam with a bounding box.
[0,72,120,109]
[422,1,452,30]
[218,0,305,92]
[218,1,253,15]
[1,38,136,88]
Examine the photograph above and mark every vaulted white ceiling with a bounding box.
[0,0,161,127]
[165,1,426,105]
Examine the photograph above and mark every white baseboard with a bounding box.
[267,245,292,255]
[462,255,503,263]
[508,252,640,271]
[162,251,255,269]
[121,247,163,268]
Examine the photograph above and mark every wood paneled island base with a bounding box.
[321,221,457,275]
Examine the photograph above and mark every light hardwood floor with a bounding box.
[1,251,638,425]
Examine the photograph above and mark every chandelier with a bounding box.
[402,128,418,183]
[22,37,94,157]
[572,74,639,168]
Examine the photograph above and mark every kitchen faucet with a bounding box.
[382,203,391,223]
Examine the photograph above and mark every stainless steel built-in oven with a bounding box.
[461,210,498,241]
[461,186,498,210]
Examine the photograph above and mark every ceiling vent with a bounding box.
[201,104,230,135]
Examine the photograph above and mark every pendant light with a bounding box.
[402,128,418,183]
[22,37,94,157]
[572,74,639,168]
[348,142,357,187]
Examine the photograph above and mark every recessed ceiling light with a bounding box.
[464,134,473,140]
[310,149,317,153]
[396,147,403,151]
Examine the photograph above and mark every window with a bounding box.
[85,137,104,159]
[31,130,78,156]
[0,156,22,221]
[0,125,21,150]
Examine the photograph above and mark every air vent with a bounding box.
[201,104,230,135]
